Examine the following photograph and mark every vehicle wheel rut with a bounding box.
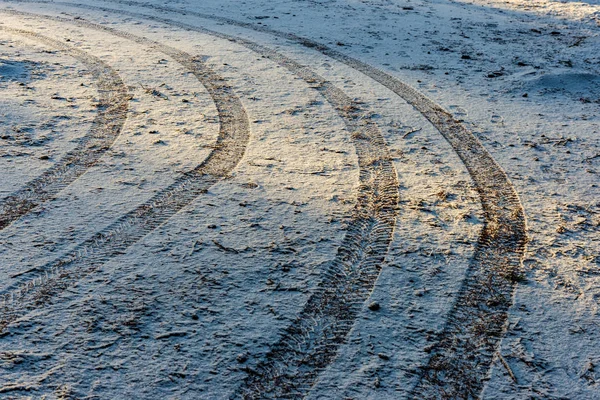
[85,3,527,398]
[0,10,250,335]
[0,25,128,232]
[1,5,401,398]
[4,1,528,398]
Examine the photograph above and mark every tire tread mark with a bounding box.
[0,25,128,231]
[80,1,528,397]
[0,11,250,333]
[97,3,528,398]
[4,4,400,398]
[9,1,528,397]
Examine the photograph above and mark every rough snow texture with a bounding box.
[0,0,598,399]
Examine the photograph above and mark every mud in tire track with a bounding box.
[3,1,528,399]
[0,25,128,232]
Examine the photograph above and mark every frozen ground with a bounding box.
[0,0,598,399]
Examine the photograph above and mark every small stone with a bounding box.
[368,302,380,311]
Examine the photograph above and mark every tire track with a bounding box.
[0,11,250,331]
[81,2,528,397]
[2,4,400,398]
[8,1,529,397]
[0,25,128,232]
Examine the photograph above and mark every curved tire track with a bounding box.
[0,25,128,232]
[7,1,528,398]
[85,2,529,397]
[92,3,528,398]
[2,4,401,398]
[72,1,527,397]
[0,11,250,332]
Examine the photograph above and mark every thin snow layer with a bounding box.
[0,37,95,196]
[0,0,598,399]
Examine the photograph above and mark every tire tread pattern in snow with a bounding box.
[0,11,251,338]
[0,24,129,232]
[5,1,528,398]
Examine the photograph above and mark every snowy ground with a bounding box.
[0,0,598,399]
